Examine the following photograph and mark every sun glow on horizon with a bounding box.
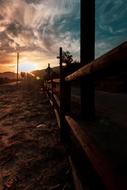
[19,61,40,72]
[0,51,59,73]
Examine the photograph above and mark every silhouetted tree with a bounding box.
[62,52,80,76]
[62,51,73,66]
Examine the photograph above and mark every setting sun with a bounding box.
[19,61,39,72]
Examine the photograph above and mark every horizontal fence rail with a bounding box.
[44,41,127,190]
[65,116,119,190]
[65,41,127,81]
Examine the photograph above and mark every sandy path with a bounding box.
[0,82,71,190]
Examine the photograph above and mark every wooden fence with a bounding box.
[44,41,127,190]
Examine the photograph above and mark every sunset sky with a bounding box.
[0,0,126,72]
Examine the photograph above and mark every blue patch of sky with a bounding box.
[55,16,80,38]
[56,0,80,38]
[95,0,127,57]
[42,0,126,59]
[57,0,126,58]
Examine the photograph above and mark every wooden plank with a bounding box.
[59,47,66,141]
[65,41,127,81]
[65,115,120,190]
[54,108,60,128]
[81,0,95,65]
[53,78,60,83]
[80,0,95,120]
[53,94,60,108]
[58,47,71,141]
[49,99,53,106]
[47,91,60,128]
[68,156,84,190]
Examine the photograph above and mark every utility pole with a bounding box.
[17,52,19,85]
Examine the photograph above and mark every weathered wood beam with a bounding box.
[59,47,70,142]
[53,78,60,83]
[68,156,84,190]
[53,94,60,108]
[81,0,95,65]
[54,108,60,128]
[80,0,95,120]
[65,41,127,81]
[65,115,120,190]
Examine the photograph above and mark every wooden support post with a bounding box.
[51,78,53,98]
[80,0,95,120]
[59,47,70,142]
[47,63,51,83]
[17,52,19,86]
[59,47,65,141]
[64,81,71,115]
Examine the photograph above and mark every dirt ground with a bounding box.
[71,88,127,187]
[0,81,71,190]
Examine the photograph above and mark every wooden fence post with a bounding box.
[51,78,53,98]
[80,0,95,120]
[59,47,70,142]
